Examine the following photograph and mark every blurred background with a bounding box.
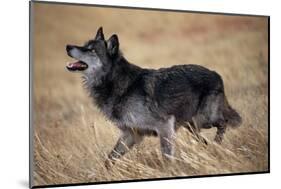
[32,2,268,186]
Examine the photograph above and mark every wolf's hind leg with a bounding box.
[105,129,143,168]
[195,92,225,144]
[214,121,226,144]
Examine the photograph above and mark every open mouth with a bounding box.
[66,61,88,71]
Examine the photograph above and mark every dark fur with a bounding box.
[66,27,242,167]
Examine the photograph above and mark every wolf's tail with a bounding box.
[223,96,242,128]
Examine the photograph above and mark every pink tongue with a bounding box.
[66,61,88,71]
[68,61,83,69]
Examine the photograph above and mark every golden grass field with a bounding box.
[31,2,269,186]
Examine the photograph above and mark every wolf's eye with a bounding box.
[86,45,93,50]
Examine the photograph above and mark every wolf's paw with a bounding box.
[104,159,114,170]
[214,134,223,144]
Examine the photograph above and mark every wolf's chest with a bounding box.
[99,97,157,129]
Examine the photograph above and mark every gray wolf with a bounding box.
[66,27,242,167]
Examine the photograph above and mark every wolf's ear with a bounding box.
[107,34,119,57]
[95,27,105,40]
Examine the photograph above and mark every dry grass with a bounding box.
[31,3,269,186]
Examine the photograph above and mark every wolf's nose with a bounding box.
[66,45,73,52]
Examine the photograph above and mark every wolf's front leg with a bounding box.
[158,116,176,160]
[105,129,143,169]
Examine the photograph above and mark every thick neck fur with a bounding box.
[83,55,144,109]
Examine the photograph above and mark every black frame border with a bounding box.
[29,0,270,188]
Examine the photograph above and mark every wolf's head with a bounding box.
[66,27,120,81]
